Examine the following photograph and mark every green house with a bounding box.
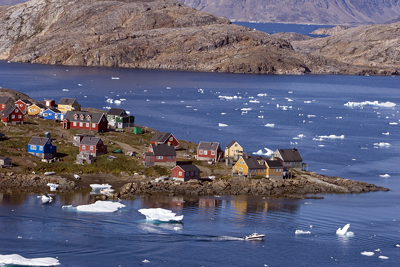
[133,127,142,134]
[107,108,134,129]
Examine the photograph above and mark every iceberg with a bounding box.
[373,142,391,147]
[380,174,390,178]
[111,77,120,80]
[62,200,125,213]
[114,100,121,105]
[379,256,389,260]
[313,135,345,141]
[336,223,354,236]
[264,123,275,128]
[252,147,274,157]
[138,208,183,222]
[382,132,389,135]
[361,251,374,256]
[0,254,60,266]
[295,230,311,235]
[218,123,228,127]
[41,195,53,204]
[344,101,396,108]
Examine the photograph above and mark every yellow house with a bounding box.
[233,156,284,180]
[58,98,81,113]
[27,103,47,116]
[225,140,243,159]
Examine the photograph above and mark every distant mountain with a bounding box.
[179,0,400,25]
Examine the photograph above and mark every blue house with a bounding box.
[42,108,65,121]
[28,137,57,159]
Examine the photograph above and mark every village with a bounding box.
[0,92,308,185]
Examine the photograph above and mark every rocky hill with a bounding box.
[179,0,400,25]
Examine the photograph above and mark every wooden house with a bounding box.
[44,99,56,108]
[143,143,176,167]
[42,108,65,121]
[28,137,57,159]
[197,142,223,162]
[0,156,12,168]
[15,99,32,113]
[150,132,179,150]
[171,164,201,181]
[0,96,13,111]
[58,98,81,113]
[1,105,24,125]
[79,136,107,156]
[273,148,304,171]
[107,108,134,129]
[225,140,243,159]
[232,155,283,179]
[27,103,47,116]
[73,134,95,146]
[62,111,108,132]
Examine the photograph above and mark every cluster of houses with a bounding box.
[1,95,306,182]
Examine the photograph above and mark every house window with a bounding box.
[234,143,238,147]
[79,122,83,127]
[39,146,43,151]
[199,150,203,155]
[30,145,36,150]
[73,122,77,126]
[86,123,89,127]
[66,105,69,110]
[91,146,94,150]
[92,123,96,128]
[211,151,215,155]
[55,114,58,119]
[11,115,15,119]
[18,115,22,119]
[29,109,32,112]
[204,151,208,155]
[82,145,86,149]
[276,169,282,172]
[239,167,243,172]
[190,171,194,176]
[167,156,174,159]
[179,171,182,176]
[169,137,173,141]
[157,156,163,159]
[15,109,18,113]
[43,113,47,117]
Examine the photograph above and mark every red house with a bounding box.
[171,164,201,181]
[62,111,108,132]
[15,99,32,113]
[1,105,24,125]
[0,97,13,111]
[143,143,176,167]
[79,136,107,156]
[44,99,56,108]
[197,141,224,162]
[150,132,180,150]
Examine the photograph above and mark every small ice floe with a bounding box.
[304,101,312,104]
[379,255,389,260]
[41,195,53,204]
[382,132,389,135]
[111,77,119,80]
[186,106,192,108]
[62,200,125,213]
[241,108,252,111]
[396,244,400,247]
[138,208,183,222]
[114,100,121,105]
[257,93,267,97]
[166,86,171,89]
[389,122,398,125]
[373,142,391,147]
[249,100,260,103]
[258,115,264,119]
[313,135,345,141]
[142,259,150,263]
[218,123,228,127]
[47,183,59,192]
[198,88,204,93]
[221,112,226,115]
[264,123,275,128]
[106,98,113,103]
[62,89,69,91]
[285,98,293,102]
[295,230,311,235]
[90,184,112,192]
[78,84,82,86]
[380,174,390,178]
[0,254,60,266]
[361,251,374,256]
[336,223,354,236]
[344,101,396,108]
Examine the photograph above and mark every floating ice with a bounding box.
[62,89,69,91]
[264,124,275,128]
[285,98,293,102]
[142,259,150,263]
[0,254,60,266]
[41,195,53,204]
[198,89,204,93]
[62,200,125,213]
[389,122,398,125]
[336,223,354,236]
[257,93,267,97]
[379,256,389,260]
[218,123,228,127]
[380,174,390,178]
[106,98,113,103]
[258,115,264,119]
[111,77,119,80]
[313,135,345,141]
[361,251,374,256]
[373,142,391,147]
[295,230,311,235]
[219,95,242,100]
[90,184,112,191]
[47,183,59,191]
[382,132,389,135]
[221,113,226,115]
[307,115,316,118]
[78,84,82,86]
[166,87,171,89]
[241,108,252,111]
[304,101,312,104]
[344,101,396,108]
[138,208,183,222]
[253,147,274,156]
[114,100,121,105]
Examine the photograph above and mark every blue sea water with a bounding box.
[0,31,399,266]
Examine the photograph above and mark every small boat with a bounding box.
[244,233,265,240]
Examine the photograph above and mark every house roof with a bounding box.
[176,164,200,172]
[0,96,12,104]
[80,136,103,146]
[149,143,176,156]
[242,156,267,170]
[28,137,52,146]
[45,107,62,113]
[265,159,283,168]
[198,141,220,151]
[64,111,106,124]
[276,148,303,162]
[1,105,18,117]
[59,97,79,105]
[107,108,127,116]
[16,99,32,105]
[0,156,11,160]
[226,140,237,149]
[150,132,173,143]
